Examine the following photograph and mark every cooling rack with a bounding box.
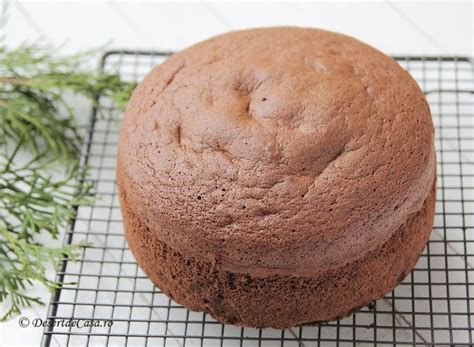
[42,52,474,346]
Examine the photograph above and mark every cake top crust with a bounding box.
[117,27,435,276]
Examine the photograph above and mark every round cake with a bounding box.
[117,27,436,328]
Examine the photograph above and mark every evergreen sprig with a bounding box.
[0,43,134,320]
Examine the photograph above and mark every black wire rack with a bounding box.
[42,52,474,346]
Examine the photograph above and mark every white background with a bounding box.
[3,1,474,55]
[0,1,473,346]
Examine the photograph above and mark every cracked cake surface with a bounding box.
[117,27,436,327]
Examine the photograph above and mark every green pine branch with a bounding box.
[0,43,135,321]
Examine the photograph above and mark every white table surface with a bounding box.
[0,1,472,346]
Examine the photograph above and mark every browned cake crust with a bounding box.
[116,27,436,328]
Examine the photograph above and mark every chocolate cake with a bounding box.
[116,27,436,328]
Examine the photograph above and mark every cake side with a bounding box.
[117,174,436,328]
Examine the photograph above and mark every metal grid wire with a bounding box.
[42,52,474,346]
